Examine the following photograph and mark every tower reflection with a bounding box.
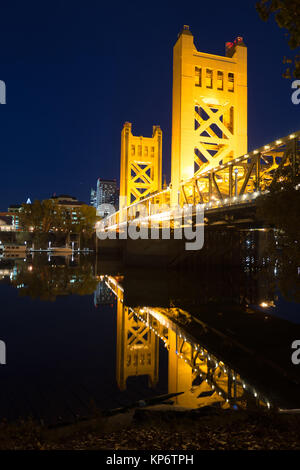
[103,275,271,411]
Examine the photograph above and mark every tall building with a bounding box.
[95,178,119,217]
[90,188,97,208]
[7,204,23,230]
[94,281,115,307]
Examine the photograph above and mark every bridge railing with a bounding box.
[180,130,300,208]
[99,130,299,231]
[104,275,272,410]
[101,187,171,231]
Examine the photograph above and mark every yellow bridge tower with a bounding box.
[171,25,247,204]
[116,300,159,391]
[120,122,162,209]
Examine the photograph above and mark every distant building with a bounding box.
[95,178,119,217]
[7,204,23,230]
[49,194,86,225]
[94,281,115,307]
[0,214,14,231]
[50,194,85,208]
[1,196,95,233]
[90,188,97,208]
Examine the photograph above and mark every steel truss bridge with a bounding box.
[103,275,272,410]
[97,27,300,235]
[101,130,300,232]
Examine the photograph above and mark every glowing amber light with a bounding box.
[170,26,247,204]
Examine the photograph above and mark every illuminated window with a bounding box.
[195,67,201,87]
[131,145,135,156]
[206,69,213,88]
[228,72,234,92]
[138,145,142,156]
[151,146,154,155]
[217,71,223,90]
[144,146,148,156]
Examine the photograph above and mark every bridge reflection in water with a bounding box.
[93,226,300,412]
[102,274,271,411]
[1,226,298,421]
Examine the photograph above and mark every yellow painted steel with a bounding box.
[107,276,265,409]
[115,295,159,391]
[120,122,162,209]
[171,25,247,204]
[101,27,299,233]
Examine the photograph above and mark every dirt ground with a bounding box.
[1,406,300,450]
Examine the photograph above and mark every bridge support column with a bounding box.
[116,299,159,391]
[120,122,162,210]
[171,25,247,206]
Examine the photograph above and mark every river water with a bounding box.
[0,229,299,425]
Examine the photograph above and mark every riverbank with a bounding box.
[1,406,300,450]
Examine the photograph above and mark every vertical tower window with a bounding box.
[206,69,213,88]
[229,107,234,134]
[228,72,234,92]
[195,67,202,87]
[217,71,223,90]
[138,145,142,156]
[131,145,135,156]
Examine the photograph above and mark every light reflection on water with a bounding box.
[0,228,299,423]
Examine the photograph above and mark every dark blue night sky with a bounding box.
[0,0,299,209]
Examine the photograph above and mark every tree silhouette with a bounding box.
[256,0,300,78]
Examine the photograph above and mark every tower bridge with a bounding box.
[103,274,272,410]
[98,25,299,235]
[98,272,300,410]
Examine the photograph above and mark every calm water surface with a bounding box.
[0,231,299,424]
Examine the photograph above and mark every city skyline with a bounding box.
[0,1,299,210]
